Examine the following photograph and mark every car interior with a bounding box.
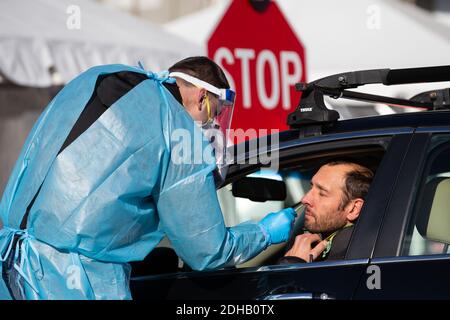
[403,140,450,256]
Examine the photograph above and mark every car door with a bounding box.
[355,129,450,299]
[130,129,413,300]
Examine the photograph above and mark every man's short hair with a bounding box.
[325,161,374,210]
[169,56,230,89]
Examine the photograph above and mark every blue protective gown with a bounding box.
[0,64,269,299]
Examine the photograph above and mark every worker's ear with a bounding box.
[197,88,207,110]
[345,198,364,222]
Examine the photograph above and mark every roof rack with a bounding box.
[287,65,450,137]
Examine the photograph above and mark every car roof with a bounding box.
[329,110,450,132]
[229,110,450,160]
[286,109,450,140]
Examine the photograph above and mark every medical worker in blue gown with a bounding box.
[0,56,296,299]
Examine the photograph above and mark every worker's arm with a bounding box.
[156,166,295,270]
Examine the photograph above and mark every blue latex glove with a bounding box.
[258,207,297,245]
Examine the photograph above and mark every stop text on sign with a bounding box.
[213,47,303,111]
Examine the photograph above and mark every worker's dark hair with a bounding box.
[169,56,230,89]
[325,161,374,210]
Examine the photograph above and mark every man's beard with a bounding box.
[305,214,346,234]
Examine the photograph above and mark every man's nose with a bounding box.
[301,190,313,206]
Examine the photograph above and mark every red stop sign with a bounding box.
[208,0,306,144]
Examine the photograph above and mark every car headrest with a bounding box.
[416,177,450,244]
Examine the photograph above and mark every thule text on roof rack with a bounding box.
[287,65,450,137]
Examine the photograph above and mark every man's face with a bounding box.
[301,164,351,233]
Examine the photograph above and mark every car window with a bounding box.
[217,141,386,268]
[217,168,311,267]
[401,134,450,256]
[130,138,389,278]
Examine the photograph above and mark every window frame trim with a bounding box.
[372,131,435,258]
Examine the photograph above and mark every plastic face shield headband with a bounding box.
[168,72,236,131]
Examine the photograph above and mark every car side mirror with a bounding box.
[232,177,286,202]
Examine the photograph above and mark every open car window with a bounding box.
[218,168,310,268]
[217,139,387,269]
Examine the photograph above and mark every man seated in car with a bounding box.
[278,161,374,264]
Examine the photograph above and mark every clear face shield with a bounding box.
[215,88,236,135]
[169,72,236,186]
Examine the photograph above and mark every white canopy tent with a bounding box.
[164,0,450,116]
[0,0,202,87]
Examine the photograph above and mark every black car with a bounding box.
[130,66,450,300]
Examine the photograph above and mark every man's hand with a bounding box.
[285,233,328,262]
